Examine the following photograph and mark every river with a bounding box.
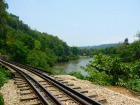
[50,57,93,75]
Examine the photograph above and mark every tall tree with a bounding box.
[0,0,8,46]
[136,32,140,40]
[124,38,129,45]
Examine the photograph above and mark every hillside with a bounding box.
[79,43,119,49]
[0,0,79,71]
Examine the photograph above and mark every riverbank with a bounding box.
[79,55,91,58]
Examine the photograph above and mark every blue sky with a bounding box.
[6,0,140,46]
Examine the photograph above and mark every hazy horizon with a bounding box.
[6,0,140,46]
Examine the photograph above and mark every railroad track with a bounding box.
[0,60,104,105]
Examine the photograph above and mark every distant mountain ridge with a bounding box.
[79,43,119,49]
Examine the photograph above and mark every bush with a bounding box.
[86,71,113,86]
[0,95,4,105]
[69,70,112,86]
[69,71,85,79]
[0,66,11,105]
[125,79,140,92]
[0,66,11,87]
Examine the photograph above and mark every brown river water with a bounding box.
[51,57,92,75]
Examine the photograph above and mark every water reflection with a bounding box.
[51,57,93,75]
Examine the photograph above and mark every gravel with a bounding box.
[0,80,20,105]
[0,75,140,105]
[55,75,140,105]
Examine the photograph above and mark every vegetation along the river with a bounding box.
[70,36,140,92]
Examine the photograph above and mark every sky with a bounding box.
[6,0,140,46]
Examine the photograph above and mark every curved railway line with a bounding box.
[0,59,104,105]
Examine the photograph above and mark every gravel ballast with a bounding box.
[55,75,140,105]
[0,75,140,105]
[0,80,20,105]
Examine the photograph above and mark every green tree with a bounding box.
[130,40,140,60]
[85,54,136,85]
[8,40,29,63]
[124,38,129,45]
[136,32,140,40]
[45,48,57,66]
[27,50,49,69]
[71,47,79,56]
[17,34,35,49]
[0,0,8,46]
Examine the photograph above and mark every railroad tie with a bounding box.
[14,78,24,81]
[57,79,63,81]
[14,75,21,78]
[17,84,29,88]
[44,84,52,88]
[16,82,27,85]
[95,95,107,104]
[55,95,63,98]
[20,96,38,101]
[54,93,64,96]
[61,81,68,83]
[38,80,46,83]
[21,101,41,105]
[53,76,59,78]
[79,90,88,93]
[85,93,98,98]
[20,87,30,91]
[67,83,74,86]
[59,97,71,101]
[48,89,57,91]
[20,90,33,95]
[40,82,47,85]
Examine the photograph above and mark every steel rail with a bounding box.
[6,60,102,105]
[6,61,90,104]
[16,67,63,105]
[0,60,63,105]
[0,60,50,105]
[28,69,90,104]
[18,71,51,105]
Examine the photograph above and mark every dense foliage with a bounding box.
[79,43,118,49]
[0,0,80,71]
[5,14,80,68]
[70,37,140,92]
